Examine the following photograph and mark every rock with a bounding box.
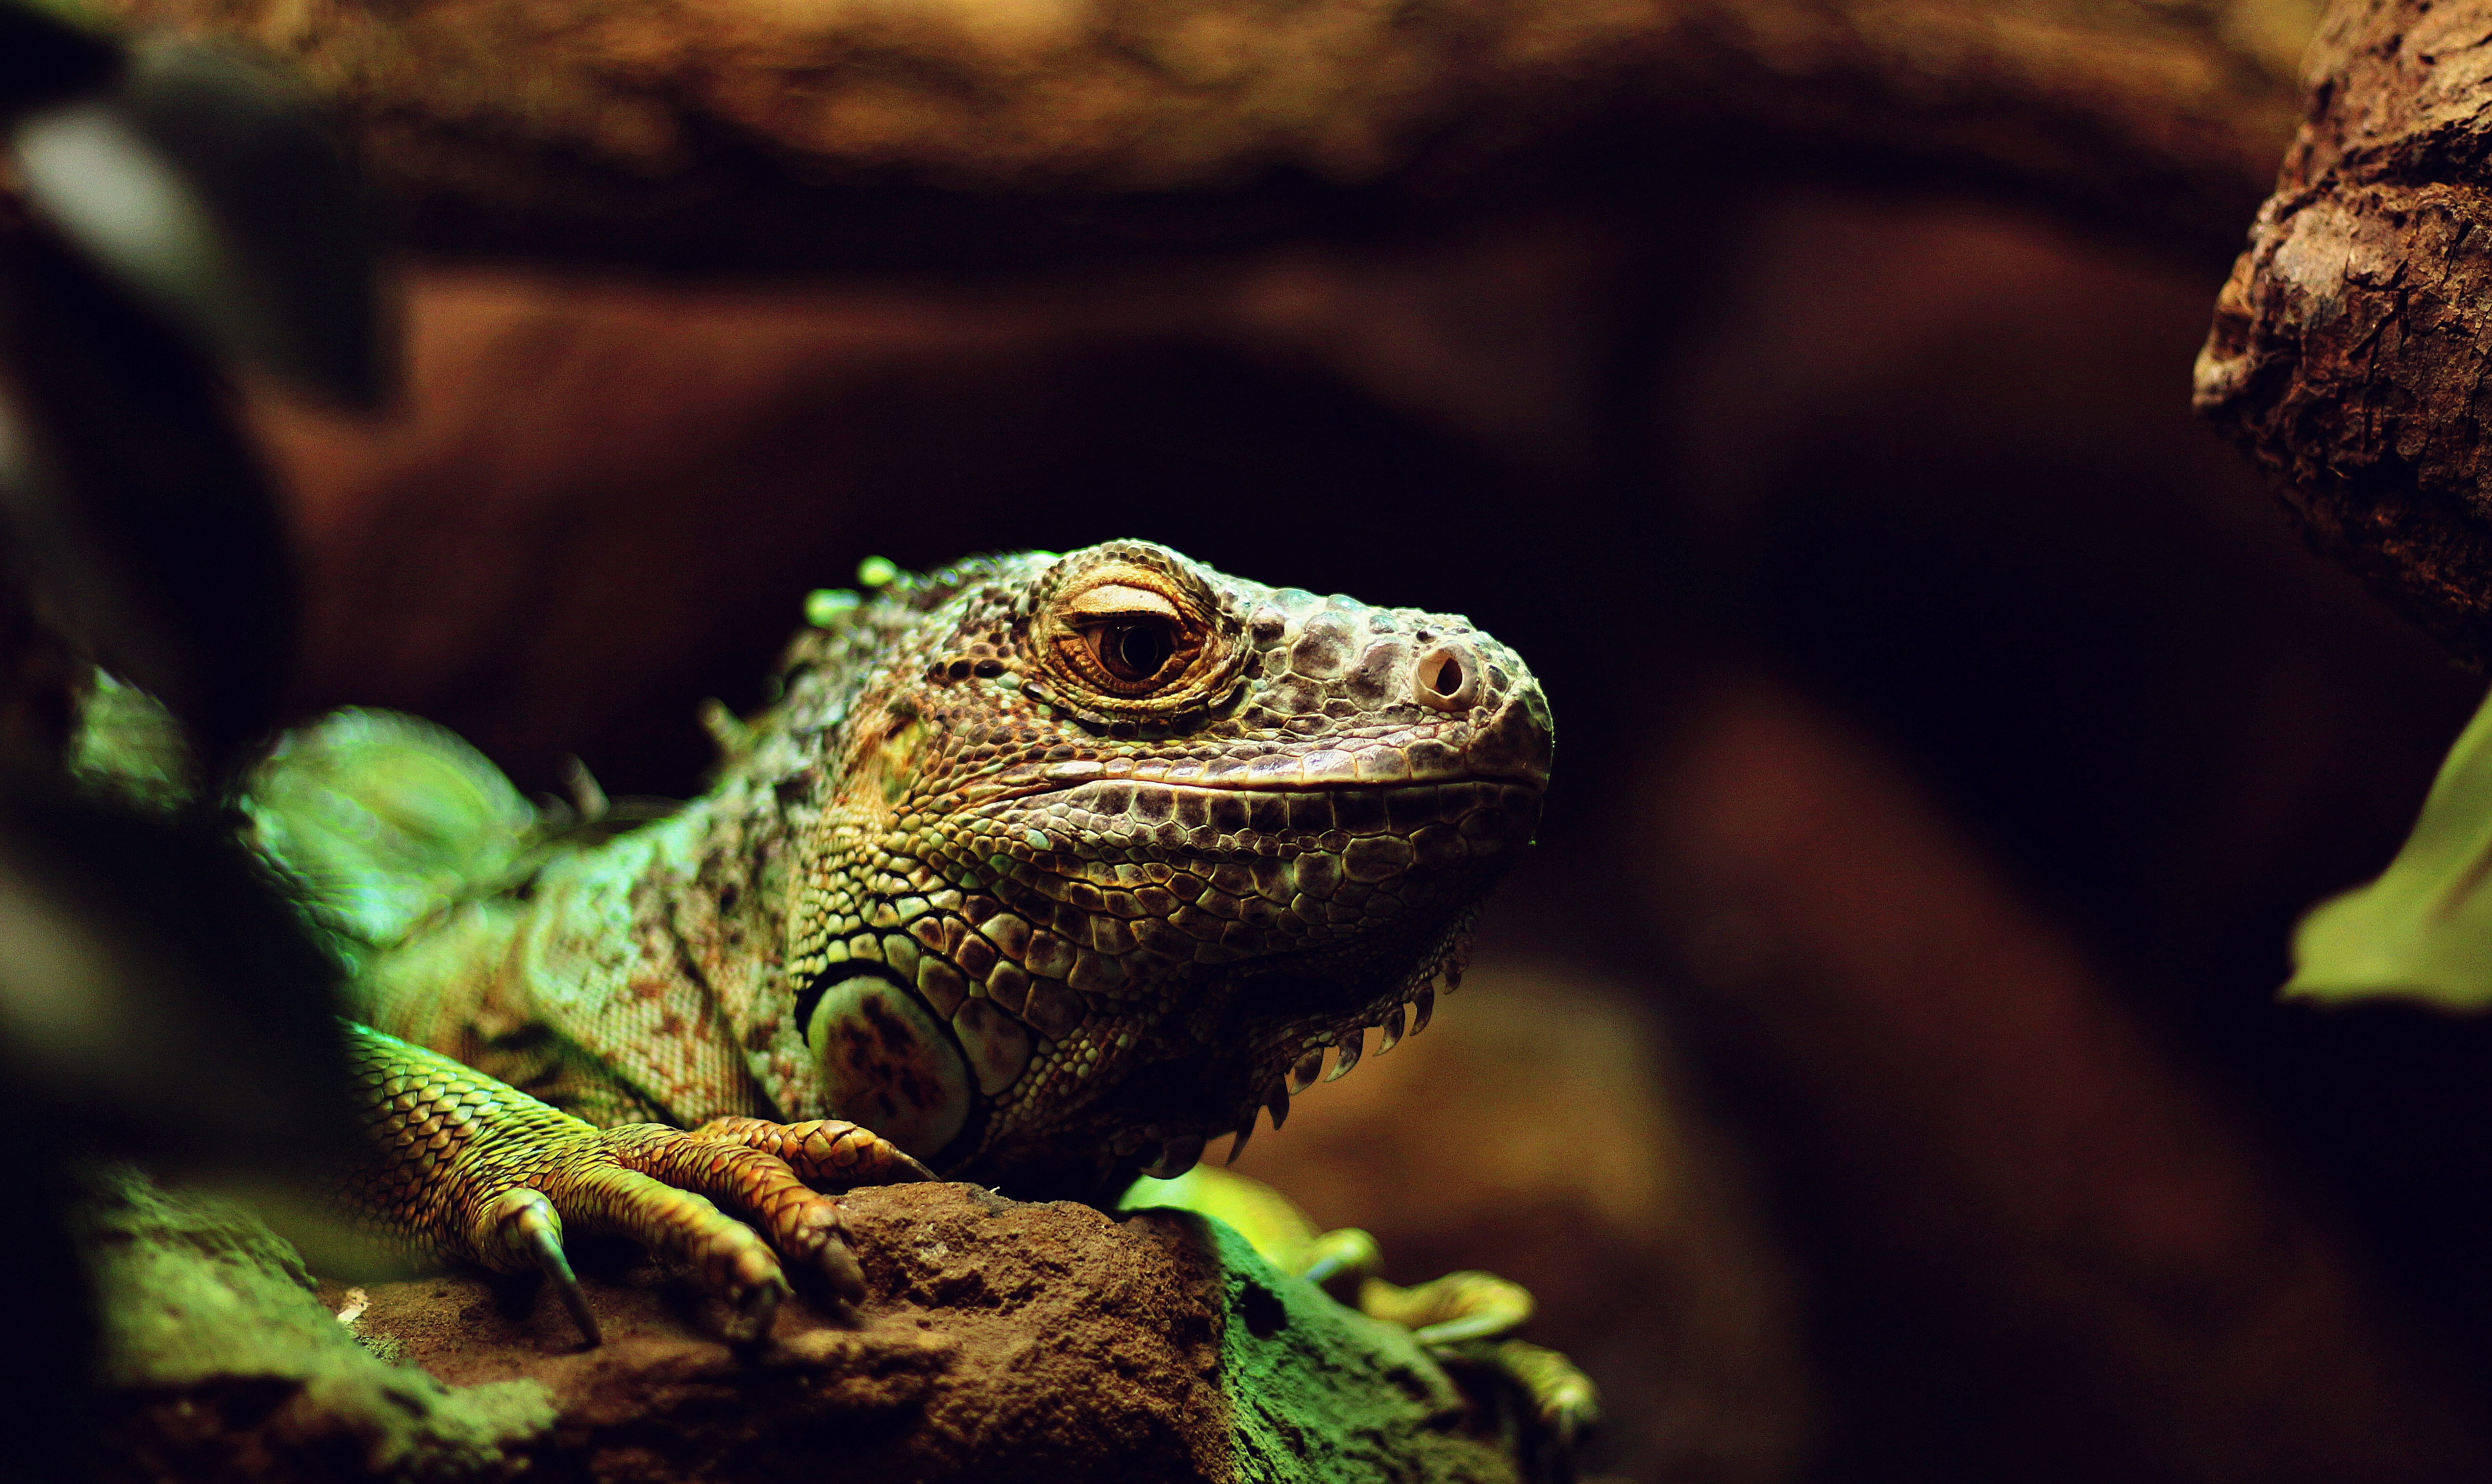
[75,1166,551,1483]
[82,1168,1521,1483]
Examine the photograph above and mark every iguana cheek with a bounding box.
[805,975,972,1160]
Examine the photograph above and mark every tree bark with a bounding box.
[2196,0,2492,667]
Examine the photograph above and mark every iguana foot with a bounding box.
[1343,1262,1597,1464]
[573,1122,870,1334]
[689,1115,938,1190]
[347,1023,875,1345]
[436,1116,860,1345]
[1357,1266,1537,1347]
[1465,1338,1601,1449]
[1284,1224,1538,1344]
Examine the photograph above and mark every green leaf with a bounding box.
[66,669,196,812]
[10,40,392,407]
[0,780,352,1175]
[0,225,296,772]
[2289,684,2492,1009]
[11,40,394,408]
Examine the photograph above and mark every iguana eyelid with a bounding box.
[1063,582,1182,621]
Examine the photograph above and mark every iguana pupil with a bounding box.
[1100,621,1173,681]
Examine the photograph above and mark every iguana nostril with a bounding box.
[1413,643,1479,711]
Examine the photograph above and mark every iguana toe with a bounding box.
[471,1187,600,1345]
[689,1115,936,1190]
[1500,1339,1601,1447]
[564,1123,864,1338]
[679,1113,944,1321]
[1435,1337,1603,1453]
[1359,1268,1537,1346]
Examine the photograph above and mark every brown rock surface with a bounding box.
[102,0,2313,269]
[90,1171,1521,1483]
[2195,0,2492,664]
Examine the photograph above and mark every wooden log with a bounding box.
[105,0,2313,271]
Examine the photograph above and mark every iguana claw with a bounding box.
[343,1023,921,1345]
[690,1115,936,1190]
[474,1187,600,1345]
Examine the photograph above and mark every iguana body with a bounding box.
[257,541,1553,1338]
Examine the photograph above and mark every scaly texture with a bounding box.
[266,540,1551,1332]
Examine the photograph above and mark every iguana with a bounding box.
[240,540,1555,1360]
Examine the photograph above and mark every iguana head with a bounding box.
[759,541,1551,1198]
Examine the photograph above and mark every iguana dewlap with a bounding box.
[252,541,1553,1340]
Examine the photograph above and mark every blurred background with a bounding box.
[28,0,2492,1477]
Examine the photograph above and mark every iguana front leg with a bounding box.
[341,1022,930,1344]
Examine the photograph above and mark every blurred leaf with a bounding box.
[0,0,119,118]
[2289,684,2492,1009]
[9,38,393,407]
[0,227,295,774]
[66,668,195,810]
[0,782,352,1176]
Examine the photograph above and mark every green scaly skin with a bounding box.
[272,541,1554,1344]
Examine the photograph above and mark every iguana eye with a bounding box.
[1087,619,1176,684]
[1052,581,1202,697]
[1028,551,1240,717]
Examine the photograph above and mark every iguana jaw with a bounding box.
[934,863,1502,1197]
[1047,906,1483,1187]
